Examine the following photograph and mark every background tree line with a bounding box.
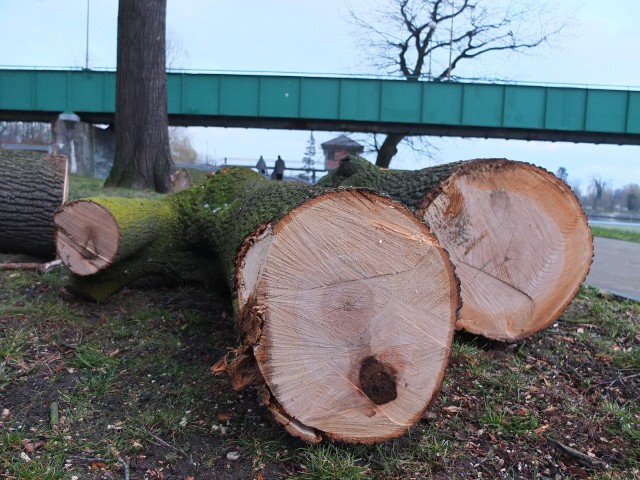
[556,167,640,213]
[579,179,640,213]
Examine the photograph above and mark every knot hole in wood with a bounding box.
[359,356,397,405]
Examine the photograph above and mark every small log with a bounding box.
[55,197,177,276]
[55,167,460,443]
[319,156,593,342]
[55,195,220,301]
[0,259,62,273]
[0,149,68,259]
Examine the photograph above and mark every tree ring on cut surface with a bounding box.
[419,160,593,342]
[237,190,459,443]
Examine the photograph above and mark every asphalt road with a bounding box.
[585,237,640,301]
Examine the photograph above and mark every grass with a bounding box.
[291,444,369,479]
[0,176,639,479]
[591,226,640,243]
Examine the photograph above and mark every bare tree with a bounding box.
[350,0,567,168]
[169,127,198,164]
[105,0,175,193]
[556,166,568,183]
[587,177,614,210]
[620,183,640,212]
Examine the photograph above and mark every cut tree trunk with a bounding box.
[319,156,593,342]
[54,167,460,443]
[0,149,68,259]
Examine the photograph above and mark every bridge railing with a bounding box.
[1,67,639,146]
[175,160,328,184]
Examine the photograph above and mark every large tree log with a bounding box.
[54,167,460,443]
[0,150,68,259]
[319,156,593,342]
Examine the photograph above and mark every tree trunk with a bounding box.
[105,0,175,193]
[0,149,68,259]
[319,156,593,342]
[375,133,405,168]
[55,167,460,443]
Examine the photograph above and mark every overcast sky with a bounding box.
[1,0,639,190]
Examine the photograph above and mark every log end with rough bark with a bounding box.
[0,150,68,259]
[229,190,460,443]
[418,159,593,342]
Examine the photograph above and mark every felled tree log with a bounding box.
[319,156,593,342]
[0,149,68,259]
[54,195,220,301]
[54,167,460,443]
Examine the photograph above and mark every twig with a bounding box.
[547,438,605,469]
[0,259,62,272]
[133,426,195,465]
[67,455,130,480]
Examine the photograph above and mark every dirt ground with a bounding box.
[1,265,639,479]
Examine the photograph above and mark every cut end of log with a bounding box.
[235,190,459,443]
[419,159,593,342]
[54,200,120,276]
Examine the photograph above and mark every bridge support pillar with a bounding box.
[52,117,115,179]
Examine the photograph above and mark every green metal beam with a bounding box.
[1,68,639,145]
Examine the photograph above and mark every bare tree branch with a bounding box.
[349,0,570,167]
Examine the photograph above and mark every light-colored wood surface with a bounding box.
[421,162,593,341]
[237,191,459,443]
[55,201,119,276]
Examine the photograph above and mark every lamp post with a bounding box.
[85,0,90,70]
[428,21,436,79]
[447,1,454,80]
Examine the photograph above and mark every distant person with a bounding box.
[256,155,268,176]
[272,155,285,180]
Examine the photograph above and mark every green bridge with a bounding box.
[1,68,640,145]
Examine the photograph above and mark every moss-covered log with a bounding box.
[54,167,460,443]
[0,150,68,259]
[319,156,593,342]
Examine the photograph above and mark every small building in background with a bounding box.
[321,135,363,170]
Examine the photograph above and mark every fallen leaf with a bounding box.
[91,461,107,470]
[211,356,228,375]
[21,439,45,453]
[535,424,551,435]
[443,405,462,414]
[217,412,234,421]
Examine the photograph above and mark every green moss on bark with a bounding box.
[318,156,467,210]
[65,167,343,301]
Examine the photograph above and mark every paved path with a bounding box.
[585,237,640,301]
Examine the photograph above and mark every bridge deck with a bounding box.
[1,69,639,145]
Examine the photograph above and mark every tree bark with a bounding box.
[319,156,593,342]
[55,167,460,443]
[0,149,68,259]
[375,133,405,168]
[105,0,175,193]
